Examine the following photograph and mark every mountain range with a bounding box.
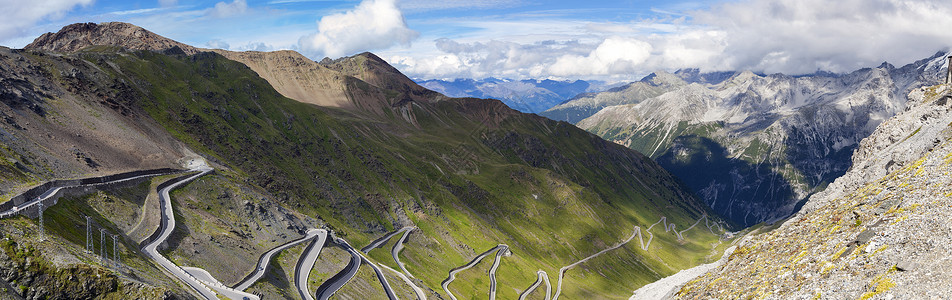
[415,78,619,113]
[543,55,948,226]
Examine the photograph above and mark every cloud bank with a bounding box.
[299,0,418,58]
[694,0,952,74]
[390,0,952,80]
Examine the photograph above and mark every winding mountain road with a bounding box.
[488,245,511,300]
[294,229,329,300]
[518,270,551,300]
[441,244,509,300]
[0,186,64,219]
[313,237,361,300]
[361,226,427,300]
[677,215,706,240]
[312,235,405,300]
[362,226,414,253]
[356,244,399,300]
[183,266,259,300]
[377,261,428,300]
[552,214,717,300]
[0,169,177,218]
[552,225,640,300]
[141,167,228,300]
[234,228,324,291]
[391,227,416,277]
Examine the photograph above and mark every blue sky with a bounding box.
[3,0,952,81]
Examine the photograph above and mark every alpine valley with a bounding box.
[0,22,731,300]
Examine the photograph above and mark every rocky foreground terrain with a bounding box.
[677,84,952,298]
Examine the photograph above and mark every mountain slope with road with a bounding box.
[0,22,731,299]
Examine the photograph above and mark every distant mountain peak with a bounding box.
[727,70,761,84]
[640,70,687,87]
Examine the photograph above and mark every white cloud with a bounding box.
[206,39,230,49]
[298,0,418,58]
[237,41,273,52]
[691,0,952,73]
[646,30,727,70]
[390,54,467,78]
[391,38,594,79]
[209,0,248,18]
[549,37,653,76]
[0,0,93,41]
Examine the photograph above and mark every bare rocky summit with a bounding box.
[27,22,199,55]
[676,84,952,298]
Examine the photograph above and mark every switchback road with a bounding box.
[234,228,324,291]
[294,229,329,300]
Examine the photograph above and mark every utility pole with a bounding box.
[85,216,93,252]
[100,228,106,260]
[946,56,952,85]
[37,200,44,240]
[112,234,119,269]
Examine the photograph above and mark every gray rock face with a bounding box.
[557,52,949,226]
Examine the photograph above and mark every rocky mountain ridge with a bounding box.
[556,52,948,226]
[541,70,687,124]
